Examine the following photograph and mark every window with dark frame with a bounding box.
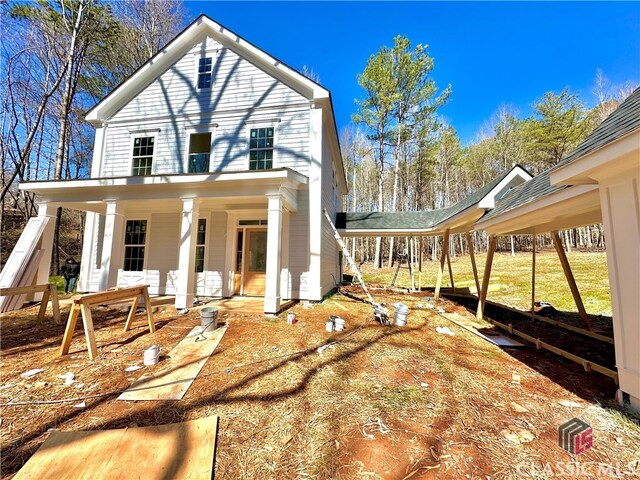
[124,220,147,271]
[132,137,154,176]
[198,57,212,89]
[188,132,211,173]
[195,219,206,273]
[249,127,274,170]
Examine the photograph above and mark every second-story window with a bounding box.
[198,57,212,89]
[188,133,211,173]
[132,136,154,176]
[249,127,274,170]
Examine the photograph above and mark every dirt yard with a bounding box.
[1,286,639,479]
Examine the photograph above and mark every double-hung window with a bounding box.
[198,57,212,89]
[195,219,206,273]
[188,133,211,173]
[124,220,147,271]
[249,127,274,170]
[132,137,154,176]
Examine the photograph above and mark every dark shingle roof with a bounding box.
[482,87,640,222]
[555,86,640,167]
[336,166,523,231]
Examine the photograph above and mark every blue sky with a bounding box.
[185,1,640,145]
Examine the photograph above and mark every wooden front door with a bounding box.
[240,228,267,296]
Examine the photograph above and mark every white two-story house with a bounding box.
[18,15,347,314]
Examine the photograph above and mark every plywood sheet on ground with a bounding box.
[12,416,218,480]
[118,326,226,401]
[442,312,525,348]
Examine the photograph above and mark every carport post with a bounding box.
[434,229,450,300]
[418,236,423,291]
[446,236,455,294]
[552,231,592,330]
[476,235,496,320]
[531,234,536,321]
[466,232,480,295]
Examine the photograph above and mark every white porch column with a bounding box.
[78,211,96,292]
[99,201,124,291]
[175,197,200,310]
[279,208,290,300]
[264,194,283,314]
[599,171,640,410]
[34,203,57,300]
[308,102,323,301]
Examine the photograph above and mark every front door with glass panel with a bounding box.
[235,227,267,296]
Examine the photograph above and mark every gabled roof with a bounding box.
[336,165,531,234]
[479,170,563,221]
[84,14,348,194]
[86,14,329,123]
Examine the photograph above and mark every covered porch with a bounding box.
[19,168,308,314]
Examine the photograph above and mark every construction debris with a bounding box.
[436,326,455,336]
[20,369,44,379]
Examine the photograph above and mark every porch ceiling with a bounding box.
[19,168,307,213]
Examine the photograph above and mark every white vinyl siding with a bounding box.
[320,134,340,297]
[287,189,309,298]
[146,213,180,295]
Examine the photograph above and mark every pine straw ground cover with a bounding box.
[1,288,639,479]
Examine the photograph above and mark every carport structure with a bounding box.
[336,165,532,298]
[476,87,640,409]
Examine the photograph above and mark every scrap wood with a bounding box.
[118,325,227,401]
[12,416,218,480]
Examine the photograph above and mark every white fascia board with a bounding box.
[20,170,308,206]
[478,165,533,209]
[86,15,329,125]
[475,184,600,235]
[432,206,483,234]
[550,130,640,186]
[337,227,436,238]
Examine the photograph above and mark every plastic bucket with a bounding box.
[394,303,409,327]
[143,345,161,366]
[200,307,219,332]
[334,317,345,331]
[325,319,334,332]
[287,313,297,324]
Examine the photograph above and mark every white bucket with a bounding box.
[334,317,345,331]
[200,307,218,333]
[143,345,161,366]
[325,319,334,332]
[394,303,409,327]
[287,313,297,324]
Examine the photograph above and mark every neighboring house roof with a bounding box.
[84,14,347,193]
[481,87,640,223]
[336,165,531,233]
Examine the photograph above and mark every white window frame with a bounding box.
[193,50,219,91]
[195,217,208,273]
[244,119,280,171]
[183,124,217,174]
[123,218,150,272]
[127,128,160,176]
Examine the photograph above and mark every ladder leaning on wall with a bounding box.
[322,209,391,325]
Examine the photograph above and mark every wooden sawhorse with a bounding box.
[0,283,61,324]
[60,285,154,360]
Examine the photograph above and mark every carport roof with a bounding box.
[336,165,528,233]
[481,87,640,223]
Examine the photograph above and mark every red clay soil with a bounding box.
[1,289,639,480]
